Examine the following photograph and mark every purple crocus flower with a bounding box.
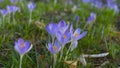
[87,12,96,23]
[71,28,87,41]
[47,40,61,54]
[108,3,119,12]
[69,0,73,4]
[46,22,58,38]
[56,30,71,45]
[106,0,114,4]
[70,25,87,50]
[75,15,79,22]
[0,9,8,17]
[82,0,91,3]
[14,38,33,55]
[0,0,3,2]
[27,2,36,12]
[10,0,18,3]
[7,5,20,13]
[58,20,69,34]
[93,1,103,8]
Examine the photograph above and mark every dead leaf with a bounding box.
[65,60,78,68]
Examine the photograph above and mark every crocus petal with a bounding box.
[58,20,69,34]
[23,41,32,53]
[46,24,53,36]
[54,40,61,53]
[18,38,24,44]
[55,31,62,44]
[77,31,87,40]
[58,20,66,27]
[15,42,21,54]
[70,25,73,36]
[74,28,81,35]
[47,43,54,54]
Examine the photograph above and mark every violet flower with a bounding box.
[58,20,69,34]
[82,0,91,3]
[27,2,36,24]
[47,40,61,54]
[71,28,87,41]
[75,15,79,22]
[87,12,96,23]
[0,9,8,17]
[7,5,20,13]
[27,2,36,12]
[106,0,119,12]
[46,22,58,38]
[69,0,73,4]
[70,25,87,50]
[0,0,3,2]
[14,38,33,68]
[56,30,71,45]
[108,3,119,12]
[93,1,103,8]
[106,0,114,4]
[46,20,71,46]
[14,38,33,55]
[10,0,18,3]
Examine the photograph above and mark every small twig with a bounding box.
[83,52,109,58]
[79,52,109,66]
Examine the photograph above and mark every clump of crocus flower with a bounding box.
[87,12,96,24]
[10,0,19,3]
[0,0,3,2]
[27,2,36,12]
[47,40,61,54]
[70,25,87,51]
[27,2,36,24]
[14,38,33,68]
[46,20,87,67]
[75,15,79,22]
[0,9,8,17]
[6,5,20,24]
[93,0,103,8]
[7,5,20,13]
[82,0,92,3]
[0,9,8,23]
[106,0,119,12]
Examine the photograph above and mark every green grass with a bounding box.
[0,0,120,68]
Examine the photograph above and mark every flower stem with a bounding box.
[19,55,23,68]
[54,0,57,4]
[53,54,56,68]
[13,12,16,24]
[8,13,10,24]
[29,11,32,25]
[59,45,64,62]
[65,44,71,61]
[20,0,24,9]
[2,16,5,26]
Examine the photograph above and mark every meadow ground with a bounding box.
[0,0,120,68]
